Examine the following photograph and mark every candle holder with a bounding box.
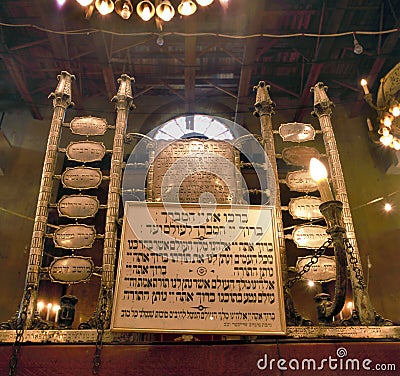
[314,200,348,325]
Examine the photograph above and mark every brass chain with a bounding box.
[92,288,109,375]
[344,238,366,289]
[8,287,33,376]
[285,239,333,291]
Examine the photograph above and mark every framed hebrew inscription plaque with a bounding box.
[111,202,286,335]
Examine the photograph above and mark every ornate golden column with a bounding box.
[312,82,375,325]
[21,71,74,329]
[100,74,134,323]
[253,82,288,289]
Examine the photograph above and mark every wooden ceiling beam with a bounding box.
[294,0,349,122]
[0,54,43,120]
[31,2,85,112]
[90,32,117,100]
[234,0,265,126]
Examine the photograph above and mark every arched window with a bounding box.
[153,114,234,140]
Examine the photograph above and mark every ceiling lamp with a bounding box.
[115,0,133,19]
[95,0,114,15]
[361,63,400,150]
[178,0,197,16]
[75,0,219,22]
[196,0,214,6]
[76,0,94,5]
[136,0,155,21]
[353,33,363,55]
[156,0,175,21]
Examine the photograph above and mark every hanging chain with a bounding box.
[92,288,109,375]
[8,286,32,376]
[344,238,366,289]
[285,239,333,291]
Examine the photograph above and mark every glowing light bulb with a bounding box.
[383,115,392,128]
[360,79,369,94]
[392,138,400,150]
[384,202,392,212]
[141,5,152,20]
[120,3,132,19]
[137,1,155,21]
[391,105,400,117]
[307,280,315,287]
[196,0,214,6]
[380,134,393,146]
[381,127,390,136]
[159,7,174,21]
[76,0,94,6]
[178,0,197,16]
[57,0,67,6]
[96,0,114,15]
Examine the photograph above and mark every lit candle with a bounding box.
[37,301,45,316]
[366,118,373,132]
[360,79,370,95]
[347,301,354,316]
[46,303,53,321]
[53,304,61,323]
[309,158,334,202]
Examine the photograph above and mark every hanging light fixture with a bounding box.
[353,33,363,55]
[361,63,400,150]
[75,0,220,23]
[196,0,214,6]
[95,0,114,15]
[136,0,156,21]
[115,0,133,19]
[76,0,94,6]
[156,0,175,22]
[178,0,197,16]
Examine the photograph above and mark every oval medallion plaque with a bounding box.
[295,255,336,282]
[57,195,99,218]
[288,196,323,220]
[278,122,316,142]
[53,224,96,249]
[69,116,108,136]
[282,146,321,167]
[49,256,94,284]
[66,141,106,163]
[61,166,102,190]
[286,170,317,192]
[292,225,329,249]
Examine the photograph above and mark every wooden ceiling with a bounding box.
[1,0,400,123]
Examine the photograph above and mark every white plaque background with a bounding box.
[111,202,286,335]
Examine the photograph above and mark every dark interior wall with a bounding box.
[0,94,399,325]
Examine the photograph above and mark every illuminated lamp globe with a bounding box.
[196,0,214,6]
[115,0,133,19]
[381,127,390,137]
[137,0,155,21]
[95,0,114,15]
[384,202,392,212]
[383,115,393,128]
[156,0,175,21]
[76,0,94,6]
[391,105,400,117]
[380,134,394,146]
[392,138,400,150]
[178,0,197,16]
